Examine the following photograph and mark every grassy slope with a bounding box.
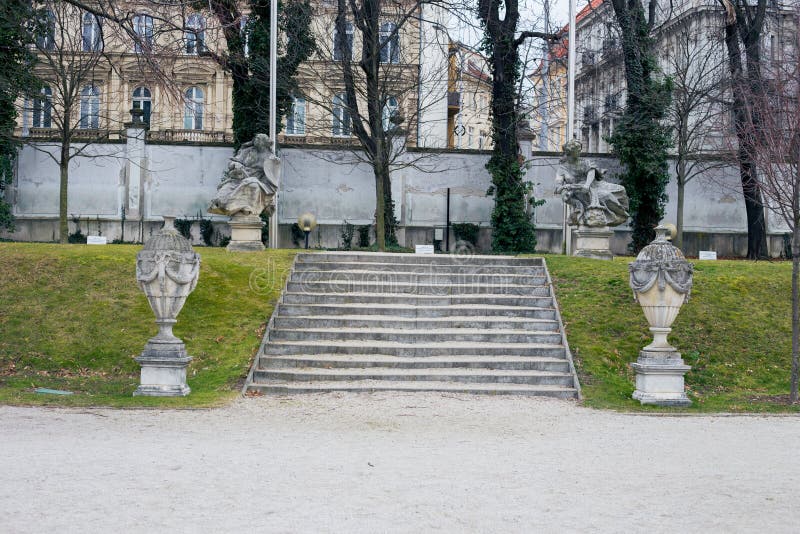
[0,243,295,407]
[545,255,799,412]
[1,244,796,412]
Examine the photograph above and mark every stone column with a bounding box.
[124,110,147,221]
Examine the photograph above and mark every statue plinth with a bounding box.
[574,225,613,261]
[227,214,265,252]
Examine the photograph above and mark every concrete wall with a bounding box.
[3,140,789,257]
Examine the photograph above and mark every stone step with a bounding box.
[248,380,577,398]
[258,354,572,371]
[261,340,566,358]
[285,281,551,296]
[293,261,547,275]
[269,327,563,344]
[296,252,544,267]
[272,315,560,331]
[253,367,574,386]
[276,303,558,319]
[280,292,555,307]
[289,270,548,286]
[244,254,578,399]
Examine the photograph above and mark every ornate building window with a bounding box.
[332,92,351,136]
[132,87,152,126]
[79,85,101,129]
[82,13,102,52]
[133,14,154,52]
[382,96,398,131]
[379,22,399,63]
[185,14,206,54]
[333,22,354,61]
[37,10,55,50]
[31,87,53,128]
[183,86,204,130]
[286,95,306,135]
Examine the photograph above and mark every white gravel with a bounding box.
[1,394,798,533]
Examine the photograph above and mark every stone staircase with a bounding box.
[244,252,580,398]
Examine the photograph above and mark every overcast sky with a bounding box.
[452,0,587,50]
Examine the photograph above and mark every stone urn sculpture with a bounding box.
[134,216,200,396]
[628,225,693,406]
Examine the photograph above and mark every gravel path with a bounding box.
[1,394,798,533]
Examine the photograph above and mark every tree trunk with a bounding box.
[722,4,769,259]
[791,227,799,403]
[375,167,386,251]
[676,159,685,250]
[58,147,69,243]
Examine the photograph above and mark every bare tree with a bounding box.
[667,20,728,249]
[25,1,117,243]
[477,0,557,253]
[719,0,770,259]
[301,0,448,250]
[737,21,800,402]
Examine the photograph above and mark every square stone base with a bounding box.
[134,351,192,397]
[227,216,265,252]
[631,352,691,407]
[574,227,613,260]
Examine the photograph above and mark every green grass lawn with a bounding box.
[0,243,296,407]
[544,255,800,413]
[1,243,797,411]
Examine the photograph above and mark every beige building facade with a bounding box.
[16,1,492,149]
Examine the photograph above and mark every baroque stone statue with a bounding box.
[555,140,629,228]
[554,140,630,260]
[209,133,278,218]
[208,133,280,251]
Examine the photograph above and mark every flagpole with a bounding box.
[269,0,279,248]
[564,0,577,255]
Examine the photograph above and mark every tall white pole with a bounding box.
[566,0,576,142]
[564,0,577,255]
[270,0,277,153]
[269,0,279,248]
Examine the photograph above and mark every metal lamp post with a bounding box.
[298,212,317,249]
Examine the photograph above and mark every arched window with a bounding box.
[286,95,306,135]
[133,14,153,52]
[79,85,101,129]
[185,14,206,54]
[82,12,102,52]
[32,87,52,128]
[382,96,398,131]
[183,86,204,130]
[379,22,399,63]
[132,87,152,126]
[333,22,354,61]
[37,10,55,50]
[332,92,351,136]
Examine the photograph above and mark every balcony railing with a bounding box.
[147,129,232,144]
[25,128,110,140]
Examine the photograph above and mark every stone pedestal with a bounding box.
[574,226,613,260]
[227,215,265,252]
[632,351,691,407]
[134,333,192,397]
